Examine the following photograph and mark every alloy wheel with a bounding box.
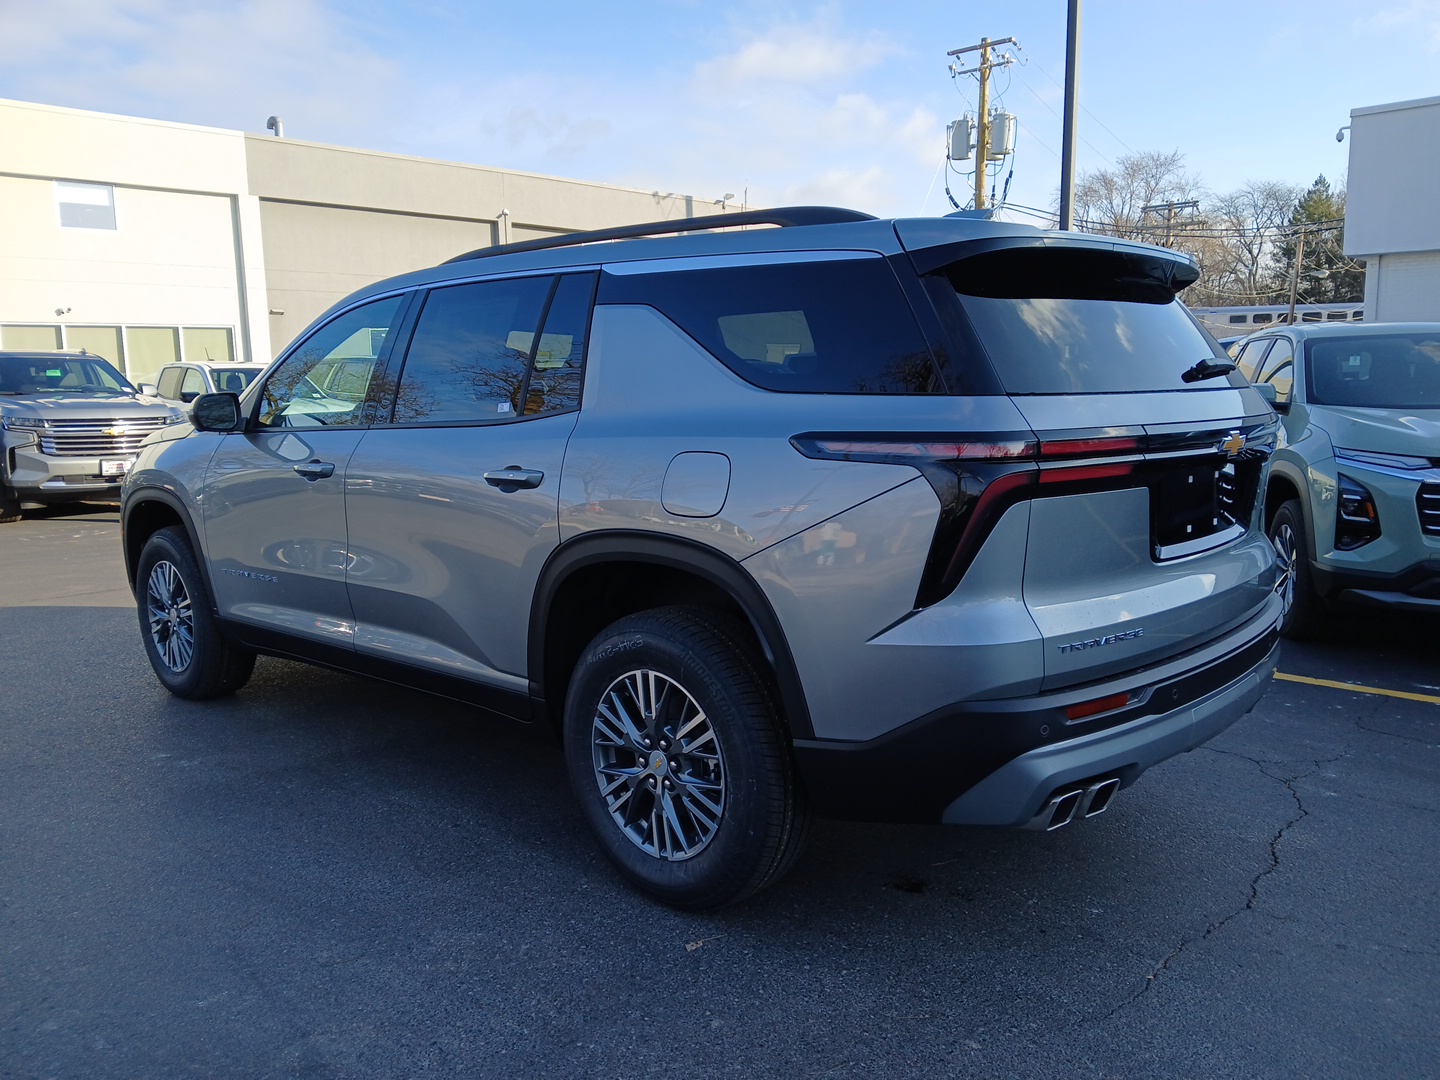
[146,559,195,673]
[589,668,726,861]
[1272,521,1297,617]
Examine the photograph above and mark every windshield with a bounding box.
[1305,333,1440,409]
[0,355,136,396]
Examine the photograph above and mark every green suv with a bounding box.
[1236,322,1440,636]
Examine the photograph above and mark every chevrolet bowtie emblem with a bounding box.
[1219,432,1246,455]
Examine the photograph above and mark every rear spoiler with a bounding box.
[897,223,1200,299]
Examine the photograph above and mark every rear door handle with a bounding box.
[293,460,336,481]
[483,467,544,489]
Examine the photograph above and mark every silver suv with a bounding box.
[122,208,1284,907]
[1,351,186,523]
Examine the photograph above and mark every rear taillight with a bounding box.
[792,431,1143,606]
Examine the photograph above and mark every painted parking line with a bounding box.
[1276,671,1440,706]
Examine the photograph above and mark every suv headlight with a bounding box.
[1334,447,1433,471]
[1335,474,1382,550]
[1,415,45,431]
[163,407,188,425]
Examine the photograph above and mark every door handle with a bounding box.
[293,460,336,481]
[483,467,544,490]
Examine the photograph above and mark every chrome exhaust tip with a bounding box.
[1083,776,1121,818]
[1042,788,1083,831]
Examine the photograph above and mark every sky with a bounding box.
[2,0,1438,224]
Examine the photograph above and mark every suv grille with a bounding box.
[37,417,169,457]
[1419,482,1440,537]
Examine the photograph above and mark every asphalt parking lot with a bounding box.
[2,505,1436,1078]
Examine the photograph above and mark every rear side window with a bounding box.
[939,247,1238,394]
[600,257,943,394]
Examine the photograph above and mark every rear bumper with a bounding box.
[791,593,1281,825]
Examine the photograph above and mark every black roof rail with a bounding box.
[444,205,877,264]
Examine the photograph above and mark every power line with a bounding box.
[1017,50,1136,158]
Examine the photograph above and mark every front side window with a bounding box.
[1234,339,1273,382]
[1258,340,1295,404]
[179,368,207,402]
[257,295,403,428]
[600,257,942,394]
[392,277,554,423]
[156,366,185,400]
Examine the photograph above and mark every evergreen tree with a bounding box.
[1267,176,1365,304]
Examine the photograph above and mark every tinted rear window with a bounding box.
[939,247,1236,394]
[600,257,944,394]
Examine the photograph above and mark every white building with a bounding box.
[0,98,728,382]
[1345,94,1440,322]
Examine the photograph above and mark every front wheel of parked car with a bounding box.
[0,486,21,524]
[563,607,811,909]
[1268,499,1323,639]
[136,526,256,698]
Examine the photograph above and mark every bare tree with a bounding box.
[1072,150,1203,241]
[1203,181,1302,304]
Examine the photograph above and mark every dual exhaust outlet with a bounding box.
[1027,776,1122,831]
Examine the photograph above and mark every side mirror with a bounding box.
[191,392,243,432]
[1252,382,1291,414]
[138,383,159,396]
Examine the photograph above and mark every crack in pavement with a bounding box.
[1100,749,1346,1020]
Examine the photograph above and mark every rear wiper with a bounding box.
[1181,357,1237,383]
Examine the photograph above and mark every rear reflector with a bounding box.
[1066,692,1131,722]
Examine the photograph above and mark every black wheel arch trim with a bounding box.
[1265,461,1315,562]
[122,487,212,600]
[529,531,816,740]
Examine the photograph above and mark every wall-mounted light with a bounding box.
[54,306,71,317]
[1335,125,1350,143]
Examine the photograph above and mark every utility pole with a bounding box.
[1140,199,1200,246]
[948,36,1016,211]
[1058,0,1081,230]
[1286,227,1307,325]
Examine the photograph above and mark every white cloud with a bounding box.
[694,21,900,93]
[0,3,948,215]
[0,0,401,141]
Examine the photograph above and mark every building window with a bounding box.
[55,181,117,230]
[0,325,62,351]
[181,326,235,363]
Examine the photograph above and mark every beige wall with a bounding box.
[245,135,725,352]
[257,200,495,349]
[3,96,734,367]
[0,98,271,368]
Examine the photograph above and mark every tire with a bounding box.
[563,606,811,909]
[136,525,256,698]
[0,486,21,524]
[1268,499,1323,639]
